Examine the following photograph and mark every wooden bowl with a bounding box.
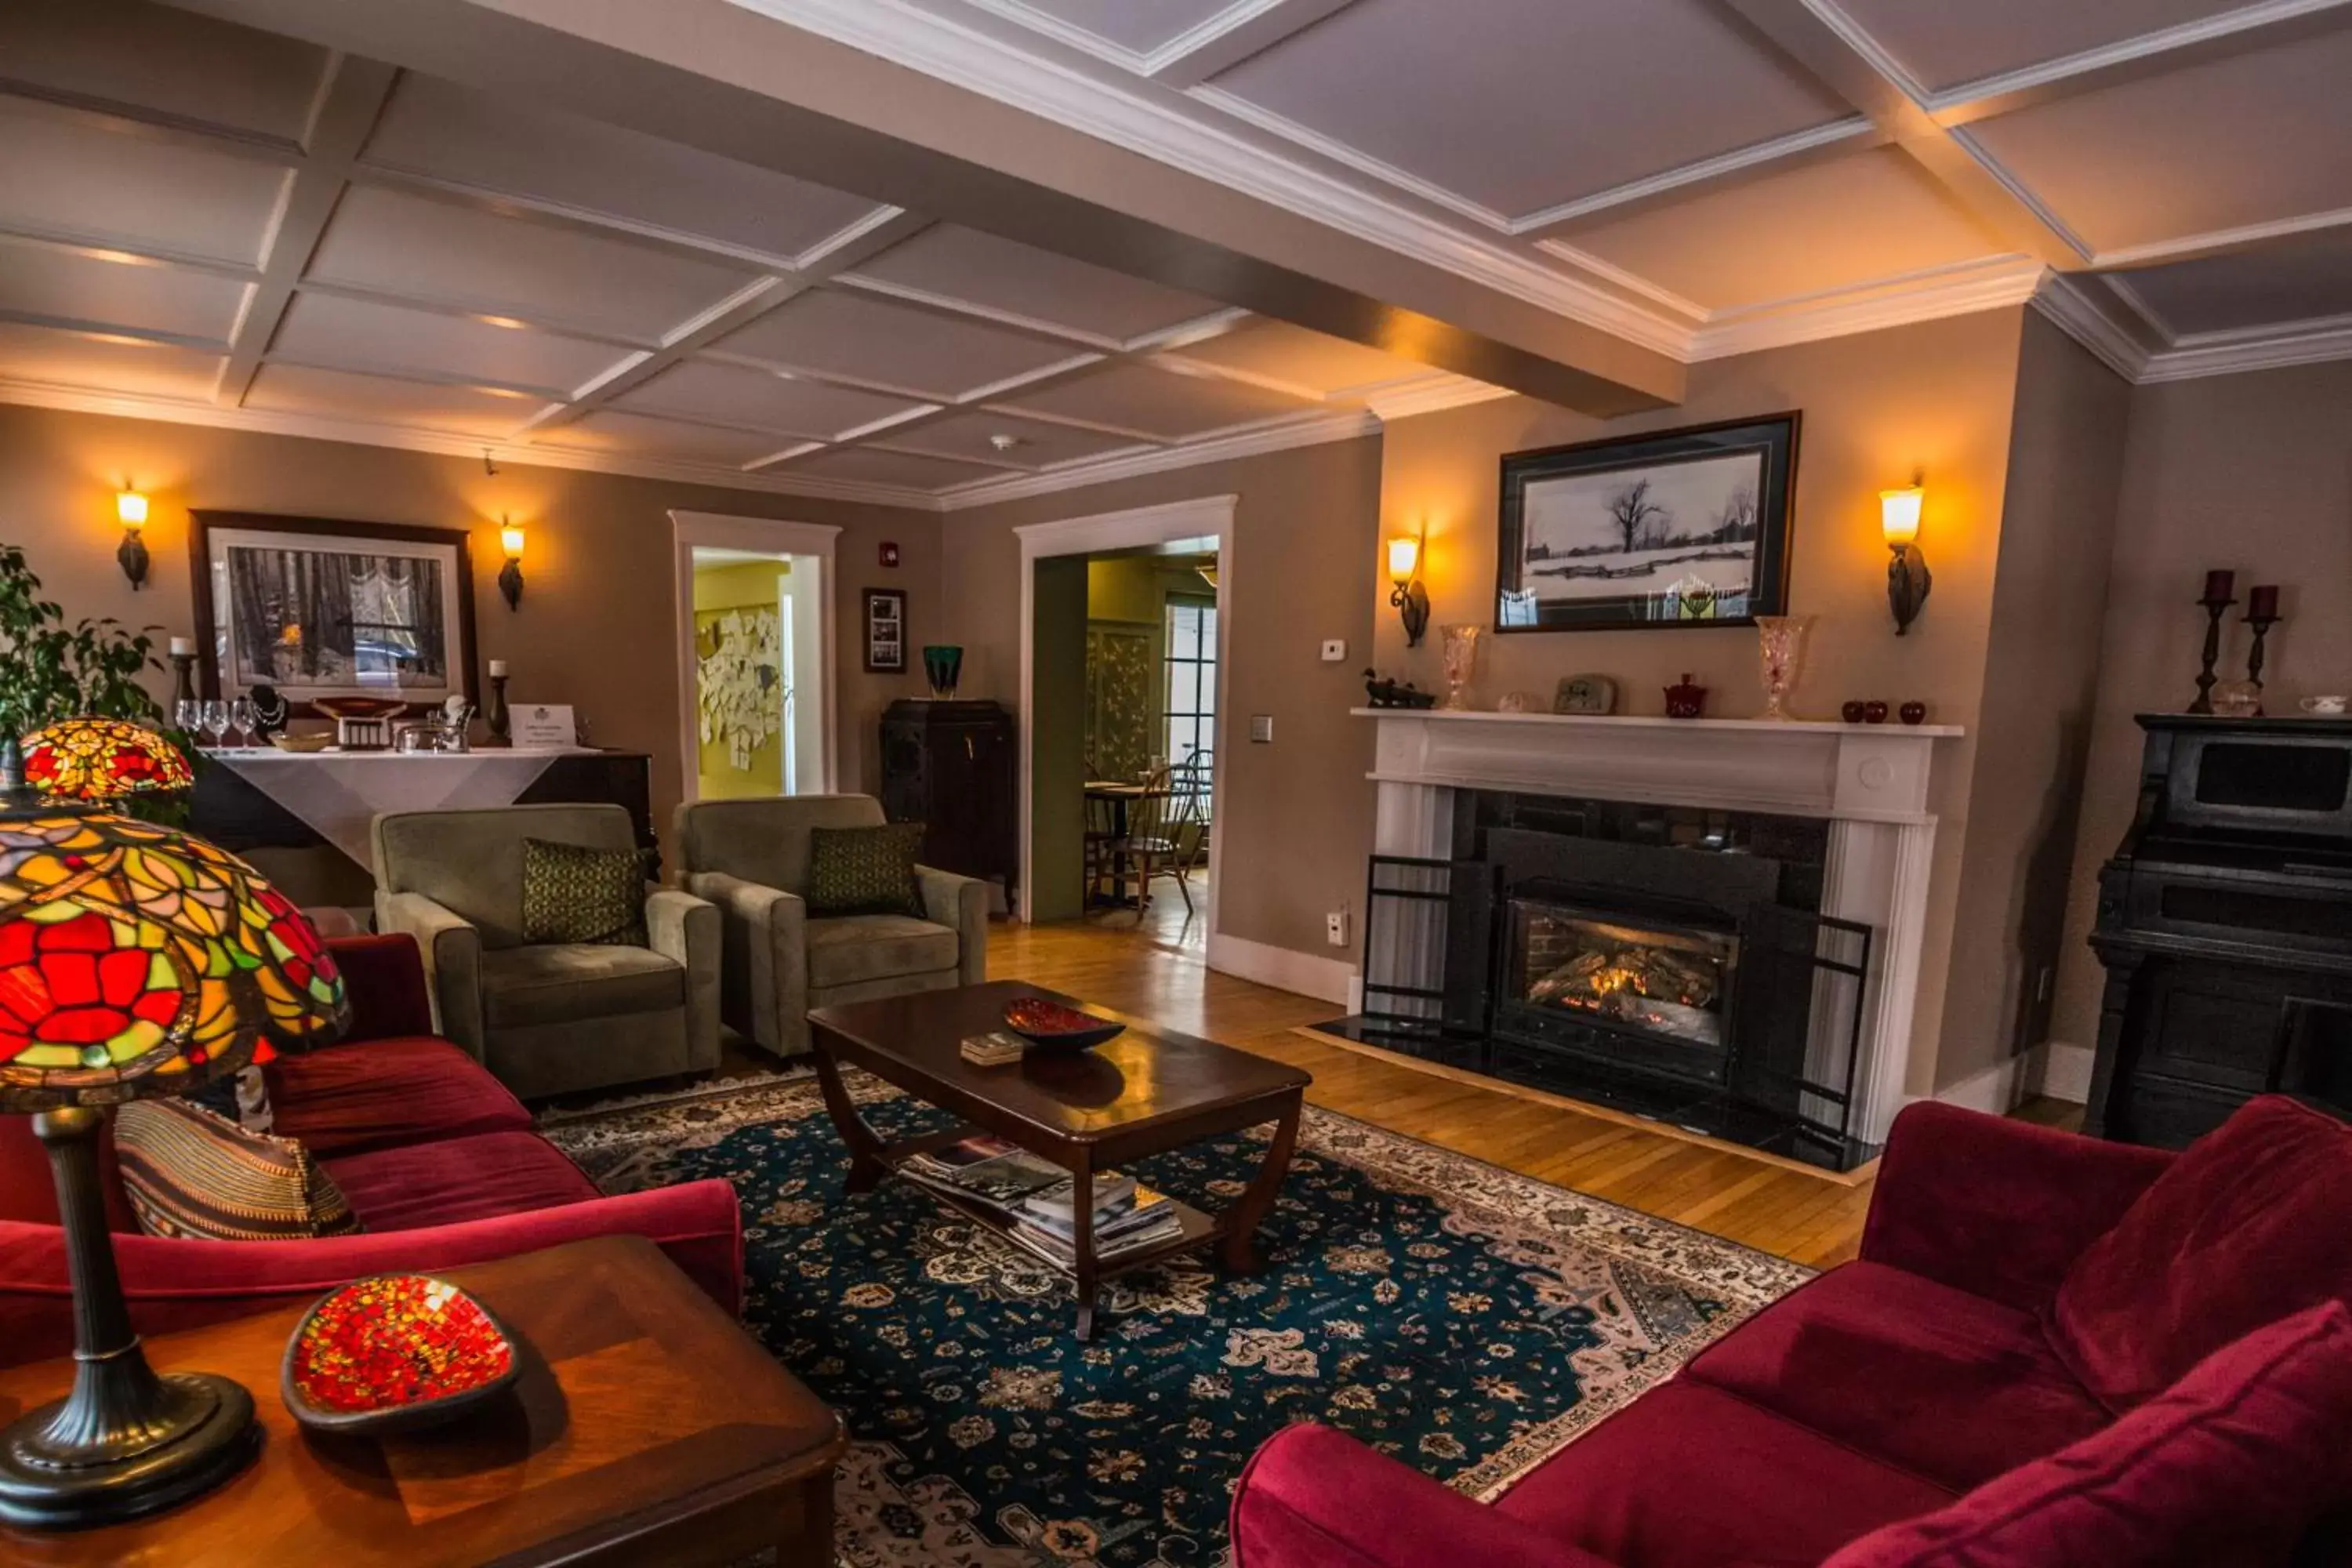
[310,696,408,721]
[269,732,333,753]
[1002,996,1125,1054]
[281,1274,519,1437]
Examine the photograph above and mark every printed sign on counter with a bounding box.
[513,704,578,747]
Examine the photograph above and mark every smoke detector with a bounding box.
[989,433,1025,452]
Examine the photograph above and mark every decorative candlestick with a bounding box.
[167,637,198,710]
[2189,588,2236,714]
[485,660,510,746]
[2245,597,2282,715]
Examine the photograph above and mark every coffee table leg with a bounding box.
[810,1040,888,1196]
[1218,1091,1301,1273]
[1071,1149,1099,1341]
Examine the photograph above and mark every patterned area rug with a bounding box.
[538,1069,1809,1567]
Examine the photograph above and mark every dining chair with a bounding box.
[1116,762,1200,917]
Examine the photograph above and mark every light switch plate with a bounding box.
[1250,714,1274,743]
[1320,639,1347,662]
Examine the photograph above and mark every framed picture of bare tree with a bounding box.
[1495,413,1799,633]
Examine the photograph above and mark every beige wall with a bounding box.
[0,403,937,842]
[2049,358,2352,1055]
[1375,311,2031,1095]
[1940,314,2131,1091]
[938,438,1384,959]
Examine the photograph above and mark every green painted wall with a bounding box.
[693,560,789,799]
[1029,555,1090,922]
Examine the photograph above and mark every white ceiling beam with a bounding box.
[1512,118,1883,236]
[0,225,262,283]
[511,208,931,436]
[1708,0,2093,265]
[1144,0,1363,88]
[214,53,398,407]
[1933,0,2352,126]
[0,77,303,165]
[2091,203,2352,268]
[0,310,226,354]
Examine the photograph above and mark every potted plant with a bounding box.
[0,543,190,818]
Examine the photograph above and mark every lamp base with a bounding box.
[0,1371,257,1530]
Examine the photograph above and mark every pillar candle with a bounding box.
[488,659,507,677]
[168,636,194,658]
[2202,569,2235,602]
[2248,585,2280,619]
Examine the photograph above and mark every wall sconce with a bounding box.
[1880,477,1932,635]
[497,521,525,611]
[114,485,150,590]
[1388,533,1429,647]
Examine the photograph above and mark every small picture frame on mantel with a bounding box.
[863,587,907,673]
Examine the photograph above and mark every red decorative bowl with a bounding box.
[281,1274,518,1436]
[1003,996,1125,1053]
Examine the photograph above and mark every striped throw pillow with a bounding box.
[114,1098,361,1241]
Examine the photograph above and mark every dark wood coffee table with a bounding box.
[808,980,1311,1339]
[0,1236,844,1567]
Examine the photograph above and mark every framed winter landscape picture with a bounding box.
[1495,413,1799,633]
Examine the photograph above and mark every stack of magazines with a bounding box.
[1008,1176,1181,1267]
[897,1134,1184,1269]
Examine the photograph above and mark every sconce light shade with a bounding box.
[497,524,524,612]
[1882,483,1931,635]
[1879,487,1922,547]
[1386,534,1430,648]
[113,487,150,590]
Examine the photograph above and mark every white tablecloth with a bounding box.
[210,747,590,869]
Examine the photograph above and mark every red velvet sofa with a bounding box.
[0,935,742,1367]
[1232,1096,2352,1568]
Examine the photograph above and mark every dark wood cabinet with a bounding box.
[880,699,1016,899]
[2086,716,2352,1146]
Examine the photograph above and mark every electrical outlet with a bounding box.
[1326,909,1349,947]
[1250,714,1274,743]
[1320,638,1348,662]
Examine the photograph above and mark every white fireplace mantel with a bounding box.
[1355,708,1963,825]
[1354,706,1968,1147]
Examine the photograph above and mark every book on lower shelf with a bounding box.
[901,1145,1067,1207]
[1006,1205,1185,1269]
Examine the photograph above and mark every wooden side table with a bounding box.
[0,1236,844,1566]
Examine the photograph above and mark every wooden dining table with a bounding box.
[1083,779,1171,909]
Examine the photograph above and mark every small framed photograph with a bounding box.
[863,587,907,673]
[1497,413,1799,633]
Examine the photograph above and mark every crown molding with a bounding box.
[0,376,952,510]
[2028,273,2158,381]
[934,406,1378,510]
[1688,256,2048,361]
[1359,373,1517,421]
[2140,313,2352,383]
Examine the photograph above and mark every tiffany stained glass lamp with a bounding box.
[0,804,347,1528]
[21,716,194,803]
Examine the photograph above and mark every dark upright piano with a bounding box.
[2087,715,2352,1145]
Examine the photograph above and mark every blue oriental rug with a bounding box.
[539,1069,1806,1568]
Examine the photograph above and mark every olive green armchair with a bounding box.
[372,804,720,1099]
[673,794,986,1059]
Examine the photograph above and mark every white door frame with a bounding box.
[1016,494,1235,931]
[670,510,841,806]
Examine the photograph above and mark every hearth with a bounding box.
[1333,790,1877,1171]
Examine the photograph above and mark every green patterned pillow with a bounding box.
[519,837,648,946]
[807,823,927,918]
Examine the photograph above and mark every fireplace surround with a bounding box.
[1337,708,1964,1170]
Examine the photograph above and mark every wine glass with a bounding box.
[173,698,201,742]
[200,700,230,751]
[229,697,257,748]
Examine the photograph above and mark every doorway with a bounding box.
[669,512,839,805]
[1018,496,1233,934]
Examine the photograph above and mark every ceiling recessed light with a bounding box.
[989,433,1025,452]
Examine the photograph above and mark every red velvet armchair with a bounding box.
[0,935,742,1367]
[1232,1097,2352,1568]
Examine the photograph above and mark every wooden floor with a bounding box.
[988,883,1922,1270]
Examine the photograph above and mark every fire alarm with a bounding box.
[880,541,900,568]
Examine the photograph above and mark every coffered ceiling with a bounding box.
[4,0,2350,510]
